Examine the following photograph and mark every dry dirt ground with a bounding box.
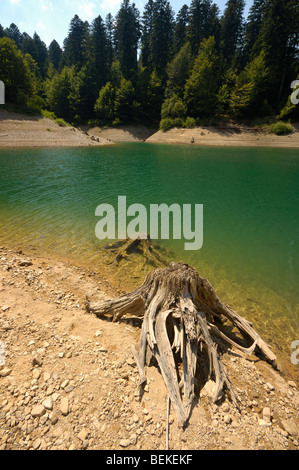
[0,110,112,147]
[145,123,299,148]
[0,246,298,451]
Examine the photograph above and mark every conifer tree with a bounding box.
[184,36,219,117]
[150,0,175,81]
[187,0,220,55]
[114,0,140,82]
[173,4,189,55]
[48,40,62,70]
[64,15,89,70]
[141,0,155,70]
[220,0,245,65]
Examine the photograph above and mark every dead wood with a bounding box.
[86,262,277,427]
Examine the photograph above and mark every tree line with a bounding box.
[0,0,298,129]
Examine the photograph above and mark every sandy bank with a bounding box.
[1,110,298,149]
[88,124,157,143]
[0,110,112,147]
[0,245,298,450]
[146,124,299,148]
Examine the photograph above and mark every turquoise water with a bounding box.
[0,143,298,374]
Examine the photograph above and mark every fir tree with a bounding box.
[187,0,220,55]
[64,15,89,70]
[114,0,141,82]
[173,4,189,55]
[221,0,245,65]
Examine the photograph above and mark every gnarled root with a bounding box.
[86,262,277,427]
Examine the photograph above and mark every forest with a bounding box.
[0,0,298,130]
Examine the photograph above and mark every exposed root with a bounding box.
[86,262,277,427]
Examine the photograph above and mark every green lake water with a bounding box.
[0,143,298,376]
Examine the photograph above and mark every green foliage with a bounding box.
[165,42,193,98]
[184,36,219,117]
[0,1,298,126]
[114,0,141,81]
[228,50,269,116]
[0,37,33,102]
[45,66,76,121]
[269,121,294,135]
[94,82,116,122]
[161,94,186,119]
[114,77,138,120]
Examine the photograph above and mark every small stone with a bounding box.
[0,368,12,377]
[288,380,296,388]
[32,356,43,367]
[32,438,41,450]
[61,379,69,389]
[43,372,51,382]
[49,412,58,425]
[266,382,275,391]
[31,405,46,418]
[32,369,41,380]
[42,397,53,411]
[64,384,74,393]
[262,407,271,423]
[224,414,232,424]
[120,438,131,448]
[18,259,33,267]
[77,429,89,442]
[60,397,69,416]
[281,418,297,436]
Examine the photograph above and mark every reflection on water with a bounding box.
[0,144,298,377]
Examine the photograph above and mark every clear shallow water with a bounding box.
[0,144,298,375]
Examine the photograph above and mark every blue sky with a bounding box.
[0,0,254,47]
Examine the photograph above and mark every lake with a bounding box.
[0,143,298,375]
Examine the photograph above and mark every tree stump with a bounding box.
[86,262,277,427]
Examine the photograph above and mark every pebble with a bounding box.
[31,405,46,418]
[60,398,69,416]
[120,438,131,448]
[0,246,298,451]
[42,397,53,411]
[0,368,12,377]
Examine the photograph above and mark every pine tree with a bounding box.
[243,0,267,62]
[258,0,299,104]
[90,15,109,91]
[5,23,21,46]
[187,0,220,55]
[32,33,48,78]
[141,0,155,70]
[173,4,189,55]
[105,14,115,69]
[48,40,63,70]
[150,0,175,81]
[184,36,219,117]
[165,42,193,98]
[220,0,245,65]
[114,0,140,82]
[64,15,89,70]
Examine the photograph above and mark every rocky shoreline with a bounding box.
[0,246,298,450]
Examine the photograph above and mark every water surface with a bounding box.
[0,143,298,375]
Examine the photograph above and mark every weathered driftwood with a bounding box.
[86,262,277,427]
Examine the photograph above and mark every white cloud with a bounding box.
[79,1,96,21]
[41,1,54,11]
[100,0,122,15]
